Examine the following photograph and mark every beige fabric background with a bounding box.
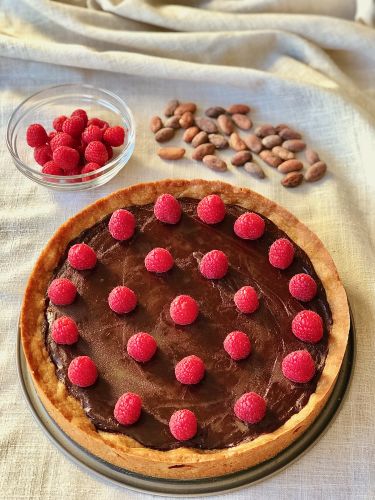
[1,1,375,498]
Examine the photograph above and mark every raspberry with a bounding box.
[108,209,136,241]
[84,141,108,166]
[154,194,181,224]
[71,109,88,126]
[50,132,74,151]
[199,250,228,279]
[81,162,100,181]
[292,310,323,343]
[105,143,113,161]
[68,243,97,270]
[26,124,48,147]
[62,115,85,137]
[42,161,64,176]
[234,392,266,424]
[234,286,259,314]
[103,126,125,147]
[34,144,52,166]
[224,331,252,360]
[170,295,199,325]
[289,274,317,302]
[47,278,77,306]
[144,247,174,273]
[53,146,80,171]
[127,332,157,362]
[108,286,137,314]
[114,392,142,425]
[269,238,295,269]
[68,356,98,387]
[81,125,103,144]
[51,316,79,345]
[234,212,265,240]
[197,194,226,224]
[169,409,197,441]
[48,131,57,141]
[53,115,67,132]
[175,355,205,384]
[282,350,315,383]
[87,117,109,131]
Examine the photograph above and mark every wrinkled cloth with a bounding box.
[0,1,374,499]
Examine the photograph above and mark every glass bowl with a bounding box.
[6,84,135,190]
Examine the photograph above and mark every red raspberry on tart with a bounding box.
[197,194,225,224]
[234,286,259,314]
[223,330,252,360]
[234,212,265,240]
[114,392,142,425]
[199,249,228,279]
[169,409,198,441]
[68,243,97,270]
[68,356,98,387]
[108,286,137,314]
[108,209,136,241]
[127,332,157,363]
[154,193,181,224]
[170,295,199,325]
[144,247,174,273]
[175,355,205,384]
[234,392,266,424]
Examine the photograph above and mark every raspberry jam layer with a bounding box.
[45,198,331,450]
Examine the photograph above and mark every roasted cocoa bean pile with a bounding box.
[150,100,327,188]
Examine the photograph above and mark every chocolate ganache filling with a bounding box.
[45,198,331,450]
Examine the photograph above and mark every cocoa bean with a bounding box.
[157,147,185,160]
[243,134,262,154]
[282,139,306,152]
[272,146,295,160]
[305,161,327,182]
[192,131,209,148]
[277,159,303,174]
[174,102,197,117]
[262,134,282,149]
[154,127,175,143]
[275,123,289,133]
[244,162,265,179]
[278,127,302,140]
[231,150,252,166]
[255,124,276,138]
[195,117,218,134]
[164,99,179,117]
[217,114,235,135]
[208,134,229,149]
[232,113,252,130]
[202,155,228,172]
[150,116,163,133]
[165,115,181,129]
[259,150,282,168]
[192,143,215,161]
[205,106,226,118]
[305,148,320,165]
[281,171,303,187]
[229,132,247,151]
[227,104,250,114]
[183,126,200,143]
[179,111,194,129]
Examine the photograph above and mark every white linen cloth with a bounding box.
[0,1,374,498]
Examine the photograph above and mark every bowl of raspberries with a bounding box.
[6,84,135,190]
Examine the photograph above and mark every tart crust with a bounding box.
[20,179,349,479]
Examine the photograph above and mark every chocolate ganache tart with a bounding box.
[21,179,349,479]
